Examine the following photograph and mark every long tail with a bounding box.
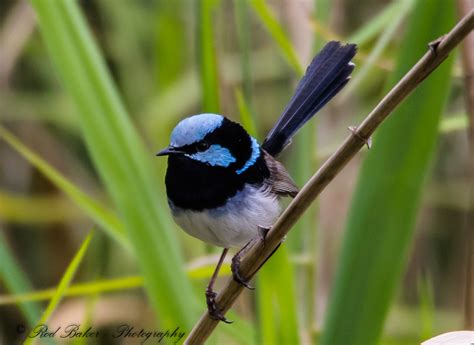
[262,41,357,156]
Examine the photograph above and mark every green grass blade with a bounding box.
[0,191,82,224]
[29,0,198,328]
[0,230,42,327]
[236,88,258,137]
[321,1,455,344]
[439,112,468,132]
[23,231,93,345]
[213,316,257,345]
[95,0,156,110]
[0,276,143,305]
[0,260,232,306]
[154,0,189,93]
[250,0,303,75]
[234,0,256,126]
[257,246,299,345]
[418,273,435,341]
[0,126,128,248]
[348,1,404,46]
[257,269,276,345]
[290,0,330,333]
[343,0,412,97]
[196,0,221,113]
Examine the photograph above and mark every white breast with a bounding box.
[170,184,280,248]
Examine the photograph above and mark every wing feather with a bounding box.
[263,151,299,198]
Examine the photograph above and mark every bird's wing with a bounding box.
[263,151,299,198]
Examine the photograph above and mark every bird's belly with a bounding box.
[170,185,280,248]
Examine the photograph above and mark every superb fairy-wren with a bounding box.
[157,41,357,322]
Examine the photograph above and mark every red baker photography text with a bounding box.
[25,324,186,344]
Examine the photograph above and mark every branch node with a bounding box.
[429,35,446,56]
[257,225,271,246]
[348,126,372,149]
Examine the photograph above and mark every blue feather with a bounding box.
[186,144,236,167]
[171,113,223,147]
[236,137,260,175]
[262,41,357,156]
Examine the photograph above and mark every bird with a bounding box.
[156,41,357,322]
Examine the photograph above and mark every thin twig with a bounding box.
[185,10,474,344]
[456,0,474,330]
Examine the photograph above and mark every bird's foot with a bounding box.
[231,253,254,290]
[205,287,232,323]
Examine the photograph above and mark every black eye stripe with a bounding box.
[173,117,253,167]
[201,118,253,169]
[197,141,209,151]
[174,142,205,154]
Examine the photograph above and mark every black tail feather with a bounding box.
[262,41,357,156]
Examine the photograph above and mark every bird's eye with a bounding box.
[197,142,209,152]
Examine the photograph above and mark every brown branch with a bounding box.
[185,10,474,344]
[456,0,474,330]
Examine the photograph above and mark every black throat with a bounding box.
[165,151,269,211]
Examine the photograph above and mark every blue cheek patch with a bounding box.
[236,136,260,174]
[187,144,236,167]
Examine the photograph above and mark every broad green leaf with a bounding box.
[29,0,198,329]
[321,1,455,344]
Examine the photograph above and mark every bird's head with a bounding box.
[156,113,260,174]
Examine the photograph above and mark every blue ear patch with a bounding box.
[170,114,223,147]
[236,136,260,174]
[186,144,236,167]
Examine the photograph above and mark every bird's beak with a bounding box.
[155,146,184,156]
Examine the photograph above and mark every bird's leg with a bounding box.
[232,225,284,289]
[231,236,261,290]
[205,248,232,323]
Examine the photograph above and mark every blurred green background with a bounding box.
[0,0,471,344]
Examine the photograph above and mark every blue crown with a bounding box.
[170,113,223,147]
